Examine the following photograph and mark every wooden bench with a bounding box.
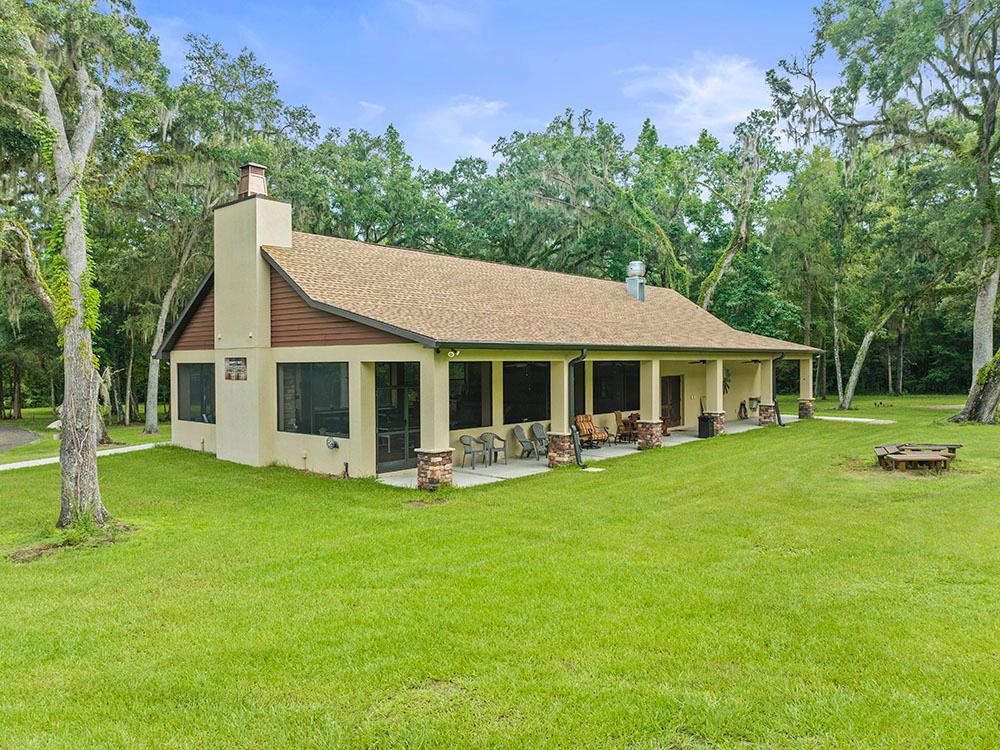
[874,444,900,468]
[898,443,962,459]
[885,451,952,472]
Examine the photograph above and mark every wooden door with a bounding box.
[661,376,682,427]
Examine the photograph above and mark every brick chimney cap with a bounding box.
[241,162,267,170]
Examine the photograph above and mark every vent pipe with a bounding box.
[238,162,268,199]
[626,260,646,301]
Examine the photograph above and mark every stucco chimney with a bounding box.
[238,162,268,198]
[213,163,290,468]
[626,260,646,302]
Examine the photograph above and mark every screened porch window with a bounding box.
[572,361,585,417]
[177,363,215,423]
[449,362,492,430]
[277,362,350,437]
[593,362,640,414]
[502,362,550,424]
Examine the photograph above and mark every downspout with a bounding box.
[773,353,786,427]
[569,348,588,467]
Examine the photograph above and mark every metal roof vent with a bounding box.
[626,260,646,301]
[238,162,268,199]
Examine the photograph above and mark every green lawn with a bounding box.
[1,395,998,748]
[0,407,171,465]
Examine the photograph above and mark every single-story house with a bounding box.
[160,164,820,488]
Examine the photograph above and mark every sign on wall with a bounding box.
[225,357,248,381]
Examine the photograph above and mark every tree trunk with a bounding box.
[802,275,813,348]
[20,27,108,528]
[124,338,134,427]
[58,322,107,527]
[886,338,892,394]
[839,329,877,410]
[0,368,6,419]
[960,161,1000,422]
[12,361,22,420]
[143,259,190,434]
[832,278,845,403]
[895,312,907,395]
[700,212,749,311]
[950,349,1000,424]
[50,373,56,416]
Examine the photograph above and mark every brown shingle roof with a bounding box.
[261,232,819,353]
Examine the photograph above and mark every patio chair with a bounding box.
[479,432,508,465]
[513,425,540,460]
[614,411,636,443]
[578,414,610,448]
[575,414,596,447]
[530,423,550,454]
[458,434,488,469]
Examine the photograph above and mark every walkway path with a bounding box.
[0,425,40,452]
[814,415,896,425]
[0,443,160,473]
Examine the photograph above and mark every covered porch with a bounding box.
[402,348,816,489]
[379,413,795,489]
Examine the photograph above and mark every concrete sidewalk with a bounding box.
[0,443,161,473]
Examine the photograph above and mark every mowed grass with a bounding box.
[1,395,998,748]
[0,407,171,465]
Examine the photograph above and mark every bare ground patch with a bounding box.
[8,521,136,563]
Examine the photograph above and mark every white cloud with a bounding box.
[416,95,507,165]
[622,55,772,143]
[400,0,479,32]
[358,100,386,124]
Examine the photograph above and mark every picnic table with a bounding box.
[875,443,962,471]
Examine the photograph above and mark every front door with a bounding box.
[661,375,683,427]
[376,362,421,472]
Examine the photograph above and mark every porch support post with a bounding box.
[704,358,726,436]
[550,359,570,433]
[547,359,573,467]
[798,357,815,418]
[584,361,594,415]
[416,352,453,490]
[491,360,504,427]
[638,359,662,449]
[758,358,775,426]
[350,361,376,477]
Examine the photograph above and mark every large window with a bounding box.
[593,362,640,414]
[277,362,350,437]
[449,362,492,430]
[502,362,550,424]
[177,363,215,423]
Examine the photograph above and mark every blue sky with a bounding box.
[136,0,820,170]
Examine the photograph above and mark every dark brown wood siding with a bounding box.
[173,288,215,350]
[270,267,408,347]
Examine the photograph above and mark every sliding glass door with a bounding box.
[375,362,421,472]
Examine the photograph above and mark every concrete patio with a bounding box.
[378,418,797,489]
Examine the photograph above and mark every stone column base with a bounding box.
[704,411,726,436]
[758,403,776,426]
[798,399,815,419]
[637,420,662,449]
[415,448,454,490]
[547,432,574,468]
